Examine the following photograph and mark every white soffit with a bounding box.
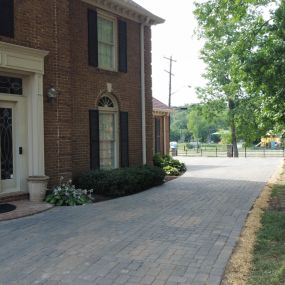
[82,0,165,25]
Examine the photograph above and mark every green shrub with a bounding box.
[163,165,180,176]
[153,153,166,168]
[153,153,186,174]
[45,177,93,206]
[77,165,165,197]
[168,159,186,172]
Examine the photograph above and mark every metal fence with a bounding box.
[176,146,285,158]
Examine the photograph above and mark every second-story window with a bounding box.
[0,0,14,38]
[88,9,128,73]
[97,15,116,71]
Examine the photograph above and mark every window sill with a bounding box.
[89,66,126,76]
[98,66,118,73]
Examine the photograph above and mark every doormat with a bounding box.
[0,203,16,214]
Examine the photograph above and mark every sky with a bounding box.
[135,0,207,107]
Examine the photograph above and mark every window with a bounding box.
[0,0,14,38]
[97,15,116,70]
[88,9,127,72]
[98,95,119,169]
[89,95,129,170]
[99,112,116,168]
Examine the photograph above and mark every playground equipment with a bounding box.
[256,133,284,149]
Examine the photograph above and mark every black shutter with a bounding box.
[88,9,98,67]
[0,0,14,38]
[118,20,127,73]
[120,112,129,167]
[89,110,100,169]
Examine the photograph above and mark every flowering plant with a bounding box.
[45,177,93,206]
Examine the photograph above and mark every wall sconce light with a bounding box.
[47,87,59,103]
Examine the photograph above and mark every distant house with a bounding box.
[153,98,171,155]
[0,0,164,199]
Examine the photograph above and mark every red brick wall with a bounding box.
[0,0,73,185]
[0,0,154,185]
[70,0,147,176]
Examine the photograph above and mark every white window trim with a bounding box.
[97,11,118,72]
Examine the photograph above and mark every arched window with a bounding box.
[98,96,114,108]
[98,94,119,169]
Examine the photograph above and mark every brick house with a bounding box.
[153,97,171,156]
[0,0,163,198]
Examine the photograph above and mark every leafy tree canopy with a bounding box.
[194,0,283,151]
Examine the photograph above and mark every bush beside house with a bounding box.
[77,165,165,198]
[153,154,186,176]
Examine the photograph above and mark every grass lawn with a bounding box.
[247,180,285,285]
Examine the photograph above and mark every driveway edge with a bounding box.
[221,159,285,285]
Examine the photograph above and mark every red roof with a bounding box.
[153,97,171,112]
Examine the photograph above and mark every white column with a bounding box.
[27,73,45,176]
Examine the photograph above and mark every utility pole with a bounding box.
[164,56,177,107]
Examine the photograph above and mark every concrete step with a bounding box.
[0,192,29,203]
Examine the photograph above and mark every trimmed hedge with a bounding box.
[77,165,165,197]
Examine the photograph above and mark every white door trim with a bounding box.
[0,41,49,194]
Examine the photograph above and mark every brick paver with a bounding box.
[0,157,281,285]
[0,201,53,221]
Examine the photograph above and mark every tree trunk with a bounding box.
[231,117,239,157]
[228,99,239,157]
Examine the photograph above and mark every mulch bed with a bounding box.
[164,175,179,182]
[92,194,113,203]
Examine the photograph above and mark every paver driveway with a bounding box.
[0,157,281,285]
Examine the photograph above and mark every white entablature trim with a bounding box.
[82,0,164,25]
[0,41,49,75]
[153,110,171,116]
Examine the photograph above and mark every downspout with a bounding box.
[141,19,149,165]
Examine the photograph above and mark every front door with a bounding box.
[0,100,26,194]
[0,103,15,192]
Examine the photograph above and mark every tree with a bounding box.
[236,1,285,131]
[187,103,228,143]
[194,0,277,156]
[188,107,209,142]
[170,106,192,142]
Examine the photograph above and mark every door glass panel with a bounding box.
[0,108,13,180]
[99,113,115,169]
[0,76,23,95]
